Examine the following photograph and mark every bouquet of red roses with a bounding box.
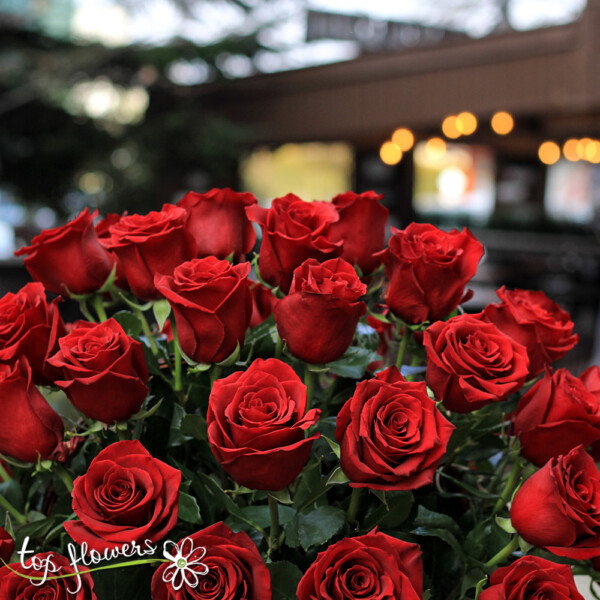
[0,187,595,600]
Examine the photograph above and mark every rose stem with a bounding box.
[395,327,411,370]
[346,487,362,526]
[210,365,222,387]
[0,494,26,525]
[169,319,183,394]
[492,460,523,515]
[304,365,315,411]
[133,307,160,357]
[0,462,11,482]
[52,464,74,493]
[268,495,281,554]
[484,536,520,569]
[91,294,108,322]
[78,300,96,322]
[274,335,283,358]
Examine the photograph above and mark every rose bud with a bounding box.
[155,257,252,365]
[0,358,63,462]
[151,522,271,600]
[48,318,148,424]
[207,358,321,490]
[424,312,529,413]
[246,194,342,293]
[512,368,600,466]
[297,528,422,600]
[274,258,367,364]
[378,223,484,324]
[329,190,389,274]
[177,188,257,261]
[95,212,129,290]
[483,286,579,378]
[0,552,97,598]
[336,366,454,490]
[0,527,14,565]
[0,282,66,384]
[511,445,600,559]
[105,204,196,300]
[64,440,181,552]
[480,555,584,600]
[14,208,116,296]
[249,281,277,328]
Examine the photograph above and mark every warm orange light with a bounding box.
[391,128,414,151]
[458,111,477,135]
[588,140,600,163]
[491,111,514,135]
[425,137,447,161]
[563,138,580,162]
[442,116,461,139]
[538,141,560,165]
[380,141,402,165]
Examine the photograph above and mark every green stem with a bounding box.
[0,462,11,482]
[0,493,26,525]
[170,320,183,393]
[210,365,222,387]
[304,365,315,411]
[395,327,411,370]
[268,495,281,554]
[275,335,283,358]
[117,428,128,442]
[53,464,74,493]
[493,460,523,515]
[91,295,108,322]
[134,308,159,357]
[78,300,95,322]
[347,487,362,525]
[485,536,520,569]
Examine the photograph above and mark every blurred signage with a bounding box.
[306,10,466,51]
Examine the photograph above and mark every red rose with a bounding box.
[583,365,600,399]
[246,194,342,293]
[47,318,149,424]
[336,366,454,490]
[0,552,96,599]
[483,287,579,378]
[249,281,277,328]
[0,358,63,462]
[512,368,600,466]
[0,282,66,384]
[177,188,257,261]
[480,555,584,600]
[207,358,321,490]
[151,522,271,600]
[510,445,600,559]
[155,257,252,364]
[296,528,422,600]
[106,204,195,300]
[424,313,529,413]
[274,258,367,364]
[379,223,484,324]
[14,208,116,296]
[95,212,129,290]
[0,527,14,565]
[64,440,181,551]
[329,190,389,274]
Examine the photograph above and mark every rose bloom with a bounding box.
[177,188,257,261]
[483,286,579,378]
[378,223,484,324]
[64,440,181,551]
[48,318,149,423]
[14,208,116,296]
[0,552,97,599]
[0,282,66,384]
[95,212,129,290]
[480,555,584,600]
[336,366,454,490]
[512,368,600,466]
[105,204,196,300]
[424,312,529,413]
[329,190,389,274]
[151,522,271,600]
[511,445,600,559]
[274,258,367,364]
[207,358,321,490]
[296,528,422,600]
[248,281,277,328]
[0,527,14,565]
[155,257,252,364]
[246,194,342,293]
[0,358,63,462]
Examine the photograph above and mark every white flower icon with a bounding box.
[162,537,209,591]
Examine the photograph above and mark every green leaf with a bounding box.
[238,505,295,529]
[168,404,193,447]
[518,535,534,553]
[152,299,171,332]
[495,515,517,534]
[364,490,413,529]
[413,506,461,536]
[322,436,340,459]
[130,397,163,421]
[326,467,350,485]
[297,506,345,551]
[326,346,380,379]
[178,491,202,524]
[268,561,303,600]
[412,526,466,561]
[268,488,293,504]
[180,414,208,441]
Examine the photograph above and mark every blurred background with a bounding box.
[1,0,600,373]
